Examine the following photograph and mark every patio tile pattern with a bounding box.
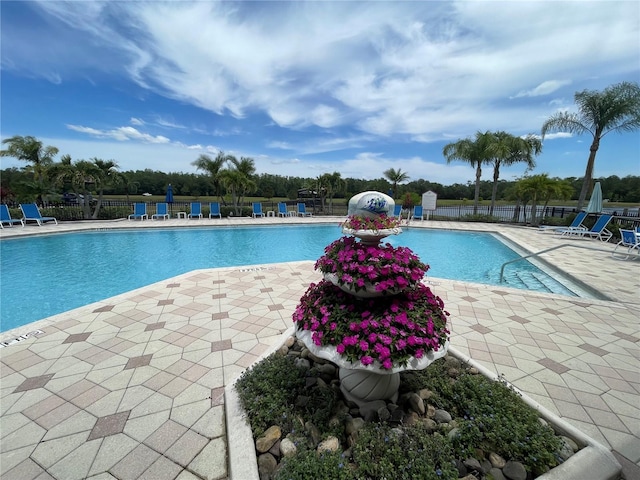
[1,217,639,479]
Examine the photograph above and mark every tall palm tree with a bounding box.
[219,156,257,215]
[0,135,59,205]
[443,131,493,214]
[383,168,410,198]
[485,132,542,215]
[90,158,121,219]
[541,81,640,210]
[192,151,228,202]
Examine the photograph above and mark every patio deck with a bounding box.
[1,217,638,479]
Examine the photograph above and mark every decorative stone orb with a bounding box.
[347,191,395,218]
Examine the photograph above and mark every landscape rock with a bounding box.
[345,416,365,435]
[434,408,452,423]
[489,467,507,480]
[358,400,387,420]
[463,457,483,473]
[305,421,322,446]
[268,439,281,458]
[294,358,310,370]
[503,460,527,480]
[406,392,425,415]
[489,451,507,468]
[279,438,297,458]
[257,453,277,479]
[256,425,282,453]
[317,436,340,453]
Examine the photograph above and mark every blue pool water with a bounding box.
[0,225,577,332]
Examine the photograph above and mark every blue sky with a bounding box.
[1,1,639,186]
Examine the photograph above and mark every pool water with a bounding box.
[0,225,578,332]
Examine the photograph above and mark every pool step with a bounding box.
[503,270,575,296]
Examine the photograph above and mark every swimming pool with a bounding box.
[0,225,581,332]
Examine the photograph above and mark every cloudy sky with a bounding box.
[1,1,639,186]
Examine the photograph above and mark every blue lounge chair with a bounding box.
[1,205,24,228]
[20,203,58,225]
[252,202,264,218]
[393,204,402,218]
[188,202,203,219]
[611,229,640,260]
[297,203,312,217]
[152,203,169,220]
[412,205,423,220]
[558,214,613,242]
[547,211,588,233]
[277,202,288,217]
[128,203,148,221]
[209,202,222,219]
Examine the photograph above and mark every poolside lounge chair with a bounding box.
[297,203,312,217]
[188,202,202,219]
[152,203,169,220]
[277,202,289,217]
[252,202,264,218]
[393,204,402,219]
[412,205,424,221]
[20,203,58,225]
[541,211,588,233]
[611,229,640,260]
[1,205,24,228]
[557,214,613,242]
[128,203,148,221]
[209,202,222,219]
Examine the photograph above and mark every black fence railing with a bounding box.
[9,201,640,230]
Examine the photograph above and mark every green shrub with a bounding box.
[275,450,353,480]
[352,424,458,480]
[235,354,306,436]
[401,360,562,473]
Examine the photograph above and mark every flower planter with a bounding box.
[341,227,402,244]
[296,328,449,375]
[323,272,406,298]
[226,328,622,480]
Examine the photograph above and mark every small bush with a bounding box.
[352,424,458,480]
[235,354,306,436]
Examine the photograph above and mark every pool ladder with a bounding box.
[499,243,612,284]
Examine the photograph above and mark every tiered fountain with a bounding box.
[294,191,450,406]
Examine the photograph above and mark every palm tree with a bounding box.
[515,174,571,226]
[541,81,640,210]
[485,132,542,215]
[383,168,410,198]
[443,131,493,214]
[192,152,229,203]
[0,135,59,205]
[316,172,345,214]
[90,158,121,219]
[219,156,257,215]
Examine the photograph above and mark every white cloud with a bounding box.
[2,1,638,182]
[512,80,572,98]
[66,124,171,144]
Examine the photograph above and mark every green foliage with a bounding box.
[235,354,306,436]
[352,424,458,480]
[239,353,565,479]
[275,450,353,480]
[401,359,562,473]
[459,213,501,223]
